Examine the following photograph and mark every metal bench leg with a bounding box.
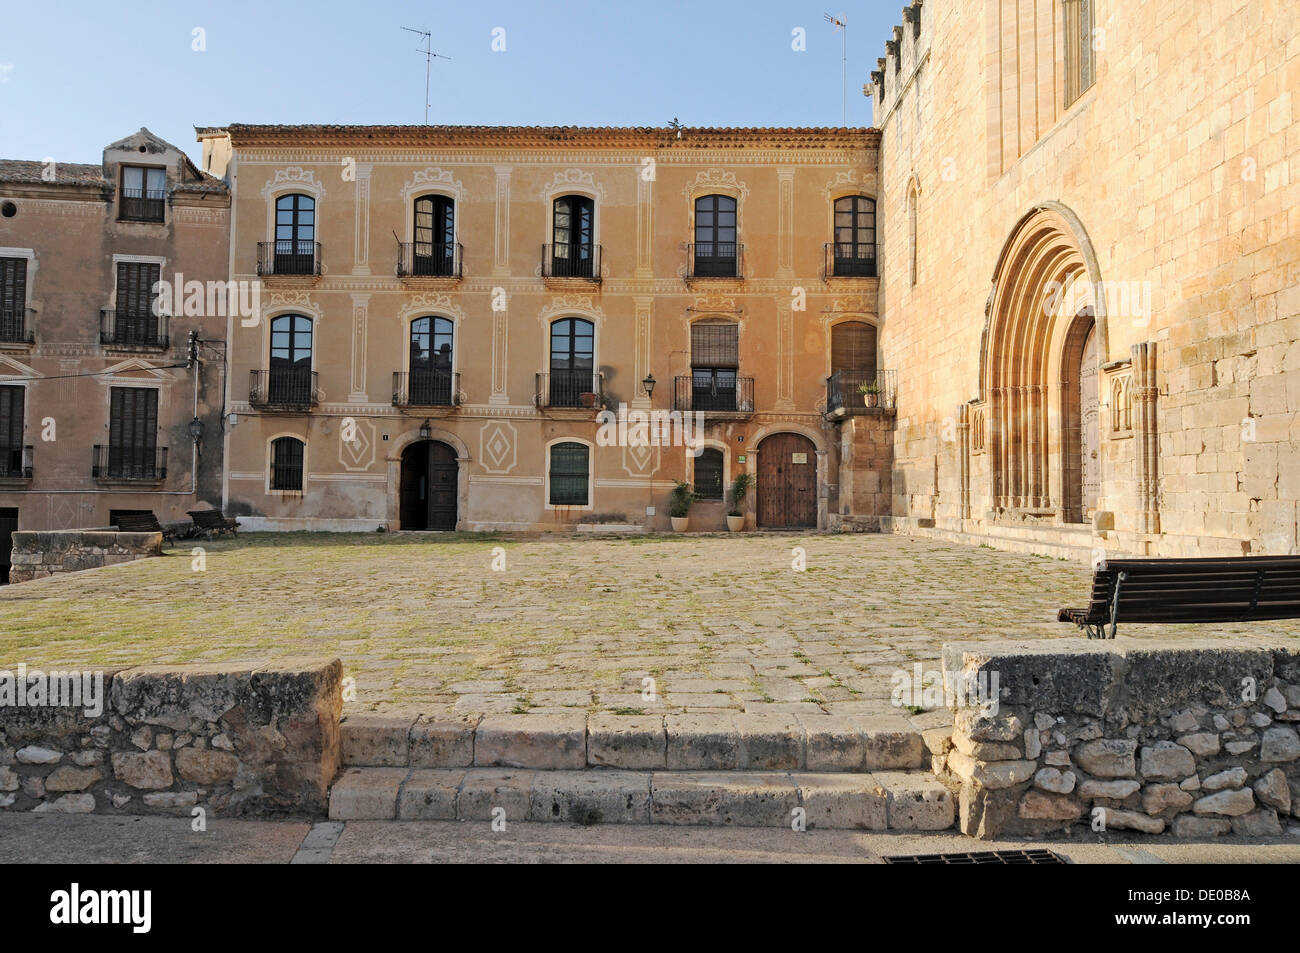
[1106,571,1127,639]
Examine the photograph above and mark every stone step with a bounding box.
[339,711,929,773]
[328,766,956,831]
[882,516,1098,563]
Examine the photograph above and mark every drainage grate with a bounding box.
[883,848,1065,865]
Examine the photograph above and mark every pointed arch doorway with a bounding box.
[399,440,458,530]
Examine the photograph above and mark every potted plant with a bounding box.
[726,472,753,532]
[579,391,599,409]
[859,381,882,408]
[668,480,695,532]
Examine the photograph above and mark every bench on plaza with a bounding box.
[1057,555,1300,639]
[113,511,177,547]
[187,508,240,540]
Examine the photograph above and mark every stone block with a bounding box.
[528,770,651,824]
[340,713,416,766]
[327,767,406,821]
[649,772,798,827]
[796,773,888,830]
[587,714,666,770]
[665,715,740,770]
[408,715,477,768]
[474,714,586,770]
[397,769,464,820]
[457,769,534,822]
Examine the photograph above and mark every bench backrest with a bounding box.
[1083,556,1300,625]
[188,510,227,527]
[114,513,162,533]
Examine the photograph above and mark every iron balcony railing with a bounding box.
[249,367,319,408]
[826,369,897,413]
[257,240,321,277]
[92,445,167,482]
[825,242,877,278]
[397,242,462,278]
[542,243,601,280]
[688,242,742,279]
[0,308,33,344]
[673,375,755,414]
[536,370,603,409]
[393,370,460,407]
[119,187,166,222]
[0,445,32,480]
[100,309,169,349]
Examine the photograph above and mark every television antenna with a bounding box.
[824,13,847,126]
[401,26,451,124]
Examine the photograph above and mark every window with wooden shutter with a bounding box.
[115,262,160,317]
[108,387,158,478]
[549,442,590,506]
[831,321,877,374]
[0,386,23,476]
[691,321,738,368]
[0,258,26,342]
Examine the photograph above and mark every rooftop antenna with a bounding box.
[824,13,848,126]
[401,26,451,125]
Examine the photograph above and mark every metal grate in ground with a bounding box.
[883,848,1066,865]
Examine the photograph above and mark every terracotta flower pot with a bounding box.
[726,515,745,532]
[670,516,689,532]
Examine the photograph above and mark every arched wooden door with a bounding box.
[399,440,458,530]
[757,433,817,528]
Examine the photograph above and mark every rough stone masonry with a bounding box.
[0,658,341,816]
[937,638,1300,839]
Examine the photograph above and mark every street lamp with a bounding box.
[418,419,432,440]
[642,373,656,400]
[188,416,204,455]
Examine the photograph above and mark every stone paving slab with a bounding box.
[8,531,1296,722]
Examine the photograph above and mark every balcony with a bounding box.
[257,240,321,278]
[673,375,755,417]
[92,445,167,483]
[687,242,743,280]
[536,370,604,410]
[0,308,33,346]
[119,188,166,223]
[100,310,169,350]
[393,370,460,408]
[396,242,462,279]
[542,243,601,281]
[0,445,32,482]
[824,243,877,278]
[826,369,897,415]
[249,367,318,410]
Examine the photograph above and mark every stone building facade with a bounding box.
[871,0,1300,558]
[0,129,230,580]
[204,124,887,532]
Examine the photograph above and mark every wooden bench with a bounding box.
[187,509,240,539]
[113,511,177,546]
[1058,555,1300,639]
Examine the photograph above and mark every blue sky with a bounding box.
[1,0,899,166]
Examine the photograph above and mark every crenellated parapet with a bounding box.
[869,2,926,124]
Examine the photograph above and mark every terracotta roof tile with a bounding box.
[0,160,107,186]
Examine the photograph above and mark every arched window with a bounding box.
[833,196,876,276]
[268,314,313,404]
[693,194,738,276]
[270,436,305,492]
[548,441,590,506]
[413,195,456,276]
[1063,0,1095,107]
[907,187,918,286]
[551,195,595,278]
[273,194,316,275]
[409,316,455,406]
[693,448,724,500]
[549,317,595,407]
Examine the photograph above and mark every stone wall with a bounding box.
[835,413,894,531]
[8,530,163,584]
[938,639,1300,839]
[0,658,342,816]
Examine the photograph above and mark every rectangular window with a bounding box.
[549,442,590,506]
[120,166,166,221]
[271,438,305,492]
[690,322,740,412]
[0,386,24,477]
[1063,0,1095,107]
[112,261,162,346]
[108,387,159,479]
[0,258,27,343]
[694,448,724,500]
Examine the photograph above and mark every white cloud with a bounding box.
[0,64,13,84]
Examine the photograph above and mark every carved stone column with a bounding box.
[1133,341,1160,534]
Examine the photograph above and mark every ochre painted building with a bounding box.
[872,0,1300,558]
[204,124,888,532]
[0,129,229,579]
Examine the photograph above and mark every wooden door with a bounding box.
[427,441,458,530]
[399,442,429,530]
[757,433,817,528]
[1080,326,1100,517]
[0,507,17,584]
